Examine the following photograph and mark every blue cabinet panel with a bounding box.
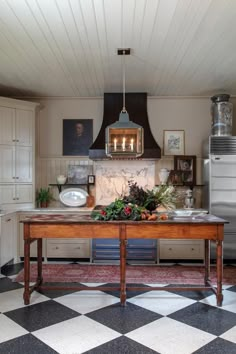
[92,238,157,262]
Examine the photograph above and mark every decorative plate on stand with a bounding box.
[59,188,88,207]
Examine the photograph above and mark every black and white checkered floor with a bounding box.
[1,263,236,354]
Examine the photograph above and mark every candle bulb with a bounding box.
[130,138,134,151]
[122,137,126,151]
[114,138,117,151]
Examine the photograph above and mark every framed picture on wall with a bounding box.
[63,119,93,156]
[168,170,183,185]
[174,155,196,186]
[88,175,95,185]
[163,130,185,156]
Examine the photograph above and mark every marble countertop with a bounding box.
[0,206,93,217]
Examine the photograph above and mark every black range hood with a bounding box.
[89,92,161,160]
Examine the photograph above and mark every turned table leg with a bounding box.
[120,225,127,306]
[37,238,43,286]
[216,240,223,307]
[204,240,210,285]
[23,229,30,305]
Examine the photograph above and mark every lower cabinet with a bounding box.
[159,239,204,260]
[92,239,157,262]
[0,213,17,267]
[47,239,90,258]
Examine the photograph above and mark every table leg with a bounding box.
[216,240,223,306]
[120,226,127,306]
[23,238,30,305]
[204,240,210,284]
[37,239,43,286]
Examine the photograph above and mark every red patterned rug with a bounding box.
[14,264,236,285]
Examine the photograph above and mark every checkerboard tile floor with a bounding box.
[0,263,236,354]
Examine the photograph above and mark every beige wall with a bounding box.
[38,96,236,158]
[36,96,236,206]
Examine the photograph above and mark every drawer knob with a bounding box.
[191,248,195,251]
[76,247,81,249]
[168,248,172,251]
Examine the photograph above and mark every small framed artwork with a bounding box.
[163,130,185,156]
[88,175,95,185]
[168,170,183,185]
[67,165,93,184]
[174,155,196,186]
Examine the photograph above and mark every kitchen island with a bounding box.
[21,213,227,306]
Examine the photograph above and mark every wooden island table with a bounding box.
[21,213,227,307]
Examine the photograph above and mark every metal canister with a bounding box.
[211,94,233,136]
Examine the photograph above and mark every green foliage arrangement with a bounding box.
[91,199,143,221]
[36,187,53,206]
[91,181,177,221]
[123,181,177,211]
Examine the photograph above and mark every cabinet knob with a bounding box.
[56,246,59,249]
[6,218,11,222]
[12,139,16,142]
[15,177,19,179]
[13,198,16,200]
[168,248,172,251]
[191,248,195,251]
[76,247,81,249]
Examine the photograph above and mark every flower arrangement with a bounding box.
[91,199,143,221]
[91,181,177,221]
[123,181,177,212]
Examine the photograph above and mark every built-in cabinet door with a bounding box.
[0,185,33,204]
[0,185,15,203]
[0,214,16,267]
[15,109,33,146]
[0,145,15,182]
[15,146,32,182]
[0,107,15,145]
[16,185,33,203]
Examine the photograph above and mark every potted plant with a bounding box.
[36,187,53,208]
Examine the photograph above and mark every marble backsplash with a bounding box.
[94,160,156,205]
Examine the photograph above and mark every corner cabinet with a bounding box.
[0,213,17,267]
[0,97,39,208]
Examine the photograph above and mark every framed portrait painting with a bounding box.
[63,119,93,156]
[163,130,185,156]
[174,155,196,186]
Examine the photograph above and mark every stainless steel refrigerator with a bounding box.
[203,136,236,261]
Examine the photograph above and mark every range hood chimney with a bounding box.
[89,92,161,160]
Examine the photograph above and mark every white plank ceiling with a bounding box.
[0,0,236,97]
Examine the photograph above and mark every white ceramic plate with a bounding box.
[59,188,88,207]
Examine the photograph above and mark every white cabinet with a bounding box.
[0,213,16,267]
[0,145,32,183]
[0,97,38,208]
[0,106,33,146]
[159,240,204,260]
[0,185,33,204]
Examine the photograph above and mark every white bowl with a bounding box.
[57,175,67,184]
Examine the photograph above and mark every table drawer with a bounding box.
[47,240,90,258]
[159,240,204,259]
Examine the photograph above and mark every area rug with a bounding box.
[14,264,236,285]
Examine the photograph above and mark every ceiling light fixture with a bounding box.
[105,48,144,158]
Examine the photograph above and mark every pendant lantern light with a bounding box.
[105,49,144,158]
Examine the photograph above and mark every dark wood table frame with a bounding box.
[22,215,226,307]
